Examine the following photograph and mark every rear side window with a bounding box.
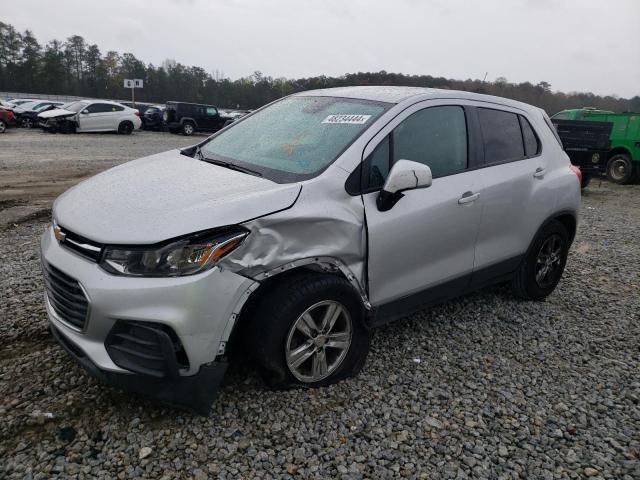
[519,116,540,157]
[478,108,524,164]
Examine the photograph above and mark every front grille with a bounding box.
[42,262,90,331]
[57,226,103,262]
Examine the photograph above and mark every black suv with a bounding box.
[164,101,233,136]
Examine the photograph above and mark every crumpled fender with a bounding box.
[219,175,370,306]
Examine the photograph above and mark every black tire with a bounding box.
[21,118,34,129]
[581,174,591,189]
[182,121,195,136]
[245,272,371,388]
[118,121,133,135]
[0,120,6,134]
[606,153,635,184]
[512,220,569,300]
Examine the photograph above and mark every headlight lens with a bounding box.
[100,228,248,277]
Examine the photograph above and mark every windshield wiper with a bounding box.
[200,154,263,177]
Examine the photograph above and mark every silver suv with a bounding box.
[41,87,581,412]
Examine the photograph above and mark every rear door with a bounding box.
[363,101,484,311]
[471,106,547,285]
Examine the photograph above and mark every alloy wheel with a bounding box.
[285,300,352,382]
[535,234,563,288]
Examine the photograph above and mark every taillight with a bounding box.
[569,165,582,185]
[133,110,140,117]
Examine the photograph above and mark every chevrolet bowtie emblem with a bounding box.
[54,225,66,242]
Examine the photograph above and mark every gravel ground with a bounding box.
[0,128,198,228]
[1,133,639,478]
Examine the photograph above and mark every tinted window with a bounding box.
[519,116,540,157]
[393,106,467,178]
[112,105,124,111]
[206,107,218,116]
[86,103,115,113]
[478,108,524,163]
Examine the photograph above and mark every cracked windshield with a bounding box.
[201,96,388,181]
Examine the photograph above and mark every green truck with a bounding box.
[551,108,640,184]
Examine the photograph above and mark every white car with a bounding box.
[38,100,142,134]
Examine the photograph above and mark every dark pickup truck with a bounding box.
[551,119,613,188]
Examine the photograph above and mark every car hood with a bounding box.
[53,150,301,244]
[38,108,76,119]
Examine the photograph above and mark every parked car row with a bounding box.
[0,96,249,136]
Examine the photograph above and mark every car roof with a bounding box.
[166,101,216,108]
[296,86,540,113]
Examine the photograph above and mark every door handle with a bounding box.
[533,167,547,178]
[458,191,480,204]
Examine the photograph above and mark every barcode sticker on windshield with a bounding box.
[322,114,372,125]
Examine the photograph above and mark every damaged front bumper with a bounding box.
[41,226,256,413]
[50,324,227,414]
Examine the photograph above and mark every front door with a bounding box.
[363,103,483,311]
[78,103,111,131]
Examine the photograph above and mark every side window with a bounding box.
[88,103,119,113]
[363,106,468,189]
[478,108,524,163]
[206,107,218,116]
[519,116,540,157]
[112,105,124,112]
[393,106,468,178]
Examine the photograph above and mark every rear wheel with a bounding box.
[0,120,6,133]
[512,220,569,300]
[118,121,133,135]
[606,154,635,184]
[245,273,371,388]
[182,122,195,136]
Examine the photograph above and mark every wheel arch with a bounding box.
[224,258,369,357]
[607,146,631,160]
[180,117,198,128]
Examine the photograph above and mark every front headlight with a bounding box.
[100,228,248,277]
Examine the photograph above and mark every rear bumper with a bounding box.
[50,324,227,414]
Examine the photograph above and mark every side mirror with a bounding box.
[81,109,89,114]
[377,159,432,211]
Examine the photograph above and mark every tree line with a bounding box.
[1,21,638,114]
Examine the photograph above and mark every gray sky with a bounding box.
[5,0,640,98]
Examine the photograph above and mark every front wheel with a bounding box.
[606,154,635,184]
[21,118,34,128]
[512,220,569,300]
[0,120,6,133]
[245,273,371,388]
